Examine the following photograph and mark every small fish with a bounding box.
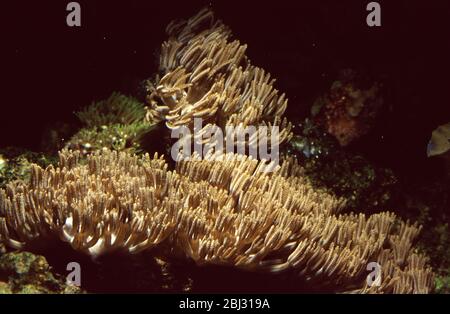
[427,122,450,157]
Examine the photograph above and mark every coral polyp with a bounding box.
[146,8,293,148]
[0,148,435,293]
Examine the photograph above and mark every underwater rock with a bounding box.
[0,251,82,294]
[0,148,56,189]
[0,281,12,293]
[285,119,397,212]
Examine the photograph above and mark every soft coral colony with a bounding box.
[146,8,292,147]
[0,8,434,293]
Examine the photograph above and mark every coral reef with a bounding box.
[0,251,82,294]
[286,118,336,160]
[285,119,397,212]
[76,92,149,128]
[311,69,383,146]
[284,69,391,212]
[399,176,450,293]
[0,7,444,295]
[0,149,435,293]
[66,93,158,154]
[0,148,57,189]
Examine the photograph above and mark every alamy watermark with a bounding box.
[366,262,382,287]
[66,262,81,287]
[170,118,280,172]
[66,2,81,27]
[366,2,381,27]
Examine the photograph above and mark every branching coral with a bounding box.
[0,149,434,293]
[146,8,292,148]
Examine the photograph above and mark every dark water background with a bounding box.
[1,0,450,177]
